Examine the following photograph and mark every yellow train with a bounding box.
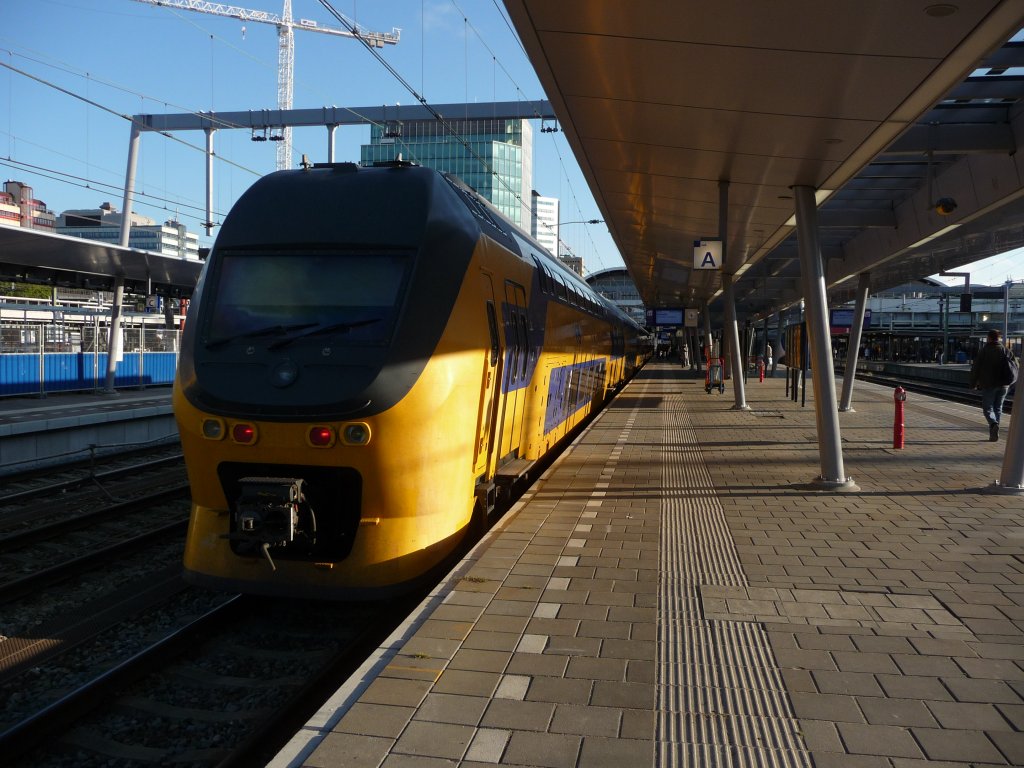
[174,162,650,598]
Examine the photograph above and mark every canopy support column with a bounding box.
[793,185,856,490]
[839,272,871,411]
[774,312,783,377]
[703,302,713,366]
[103,121,142,394]
[995,382,1024,493]
[723,274,749,409]
[719,181,749,410]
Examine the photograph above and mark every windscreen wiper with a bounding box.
[267,318,382,350]
[205,322,317,349]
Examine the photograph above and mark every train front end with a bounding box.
[173,163,483,598]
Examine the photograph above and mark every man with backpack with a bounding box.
[969,329,1019,441]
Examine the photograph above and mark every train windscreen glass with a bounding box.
[206,252,408,346]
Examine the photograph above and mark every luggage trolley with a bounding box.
[705,355,725,394]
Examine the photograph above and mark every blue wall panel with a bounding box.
[1,352,178,396]
[0,354,41,395]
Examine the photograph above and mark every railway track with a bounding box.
[0,445,184,510]
[1,592,420,767]
[0,485,191,600]
[0,452,419,766]
[0,381,625,766]
[841,366,1014,412]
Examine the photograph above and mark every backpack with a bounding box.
[998,350,1019,386]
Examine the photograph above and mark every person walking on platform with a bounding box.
[969,329,1019,441]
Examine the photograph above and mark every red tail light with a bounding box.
[308,426,335,447]
[231,423,257,444]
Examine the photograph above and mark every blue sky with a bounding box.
[1,0,1019,286]
[0,0,618,272]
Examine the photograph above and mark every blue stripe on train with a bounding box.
[544,358,607,434]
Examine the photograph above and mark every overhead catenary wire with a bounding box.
[0,157,227,228]
[0,41,427,230]
[2,46,255,134]
[441,0,606,270]
[0,120,216,226]
[0,58,262,187]
[3,5,605,266]
[317,0,593,265]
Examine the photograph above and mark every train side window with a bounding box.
[533,256,549,294]
[518,312,529,379]
[486,301,500,366]
[556,276,568,302]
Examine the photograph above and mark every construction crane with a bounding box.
[131,0,399,170]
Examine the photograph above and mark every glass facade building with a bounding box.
[361,118,533,228]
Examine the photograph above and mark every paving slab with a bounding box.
[271,363,1022,767]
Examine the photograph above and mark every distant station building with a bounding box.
[361,118,533,229]
[56,202,201,260]
[531,191,559,254]
[586,267,646,325]
[833,277,1024,362]
[0,181,56,230]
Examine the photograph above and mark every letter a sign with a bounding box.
[693,239,722,270]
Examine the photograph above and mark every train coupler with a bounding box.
[225,477,309,570]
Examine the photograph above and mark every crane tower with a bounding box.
[131,0,399,170]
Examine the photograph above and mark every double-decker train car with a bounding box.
[173,161,650,598]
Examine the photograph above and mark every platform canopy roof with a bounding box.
[503,1,1024,320]
[0,226,202,296]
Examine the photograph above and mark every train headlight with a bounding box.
[231,423,258,444]
[341,423,371,445]
[308,426,336,447]
[201,418,225,440]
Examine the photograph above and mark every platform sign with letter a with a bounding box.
[693,239,722,270]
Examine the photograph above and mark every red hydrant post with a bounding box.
[893,385,906,449]
[759,359,765,382]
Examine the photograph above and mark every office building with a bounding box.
[531,191,559,254]
[0,181,56,230]
[361,118,533,228]
[56,202,201,260]
[558,254,584,276]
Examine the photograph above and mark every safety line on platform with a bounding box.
[655,387,812,768]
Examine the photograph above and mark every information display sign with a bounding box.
[645,308,685,326]
[829,309,872,328]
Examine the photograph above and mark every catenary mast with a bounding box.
[131,0,400,170]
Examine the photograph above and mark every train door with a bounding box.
[497,281,529,461]
[473,273,502,479]
[573,324,585,424]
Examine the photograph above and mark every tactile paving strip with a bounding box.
[656,390,813,767]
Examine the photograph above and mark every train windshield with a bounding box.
[205,251,409,346]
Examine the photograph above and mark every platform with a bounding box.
[0,387,176,476]
[267,360,1022,768]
